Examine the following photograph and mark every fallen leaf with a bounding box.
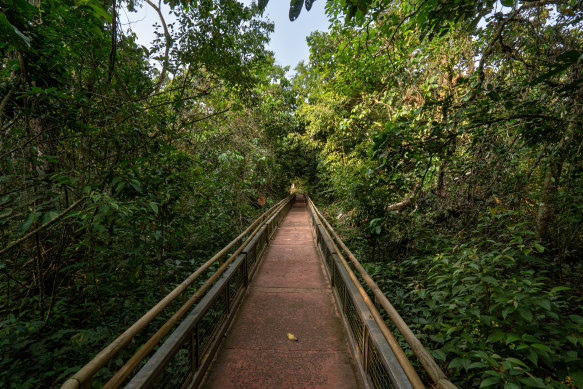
[287,333,298,341]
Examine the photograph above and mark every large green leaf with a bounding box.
[289,0,304,21]
[0,14,31,48]
[259,0,269,11]
[21,212,42,233]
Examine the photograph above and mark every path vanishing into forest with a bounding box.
[61,195,452,389]
[202,196,362,388]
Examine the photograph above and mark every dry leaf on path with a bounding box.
[287,333,298,341]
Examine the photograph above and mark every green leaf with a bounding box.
[149,201,159,215]
[571,370,583,388]
[531,343,551,353]
[505,357,528,368]
[129,179,142,194]
[480,377,501,387]
[449,357,471,371]
[87,3,112,23]
[0,208,13,218]
[517,308,533,322]
[566,336,578,345]
[487,330,505,343]
[525,348,538,366]
[534,299,551,311]
[258,0,269,11]
[557,50,582,64]
[431,349,446,361]
[500,0,513,6]
[504,383,520,389]
[13,0,39,14]
[0,14,31,48]
[41,211,59,225]
[481,276,499,285]
[550,286,570,294]
[569,314,583,325]
[469,361,488,369]
[518,376,546,388]
[21,212,42,233]
[289,0,304,21]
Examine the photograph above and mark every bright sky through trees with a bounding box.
[260,0,329,72]
[120,0,329,75]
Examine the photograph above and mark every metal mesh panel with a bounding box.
[367,335,394,389]
[257,233,265,255]
[122,197,295,389]
[229,263,245,306]
[151,339,191,389]
[334,266,346,310]
[199,290,227,357]
[247,245,256,275]
[263,230,268,248]
[308,200,413,389]
[326,250,334,272]
[345,292,364,353]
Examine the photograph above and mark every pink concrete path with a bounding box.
[203,196,362,389]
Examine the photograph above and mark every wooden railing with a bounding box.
[61,195,294,389]
[307,196,458,389]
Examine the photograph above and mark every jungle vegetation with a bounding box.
[1,0,582,387]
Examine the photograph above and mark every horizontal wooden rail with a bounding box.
[61,195,294,389]
[307,196,458,389]
[307,197,417,389]
[126,195,294,388]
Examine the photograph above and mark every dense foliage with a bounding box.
[1,0,582,387]
[0,0,308,386]
[292,0,583,388]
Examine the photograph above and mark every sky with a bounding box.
[261,0,329,71]
[119,0,330,75]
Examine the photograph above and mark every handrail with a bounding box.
[308,197,423,388]
[127,194,294,388]
[307,196,458,389]
[61,195,294,389]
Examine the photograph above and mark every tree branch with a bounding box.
[146,0,171,93]
[0,197,87,257]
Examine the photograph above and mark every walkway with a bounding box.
[203,196,362,388]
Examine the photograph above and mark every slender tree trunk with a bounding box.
[108,0,117,84]
[535,121,576,240]
[535,159,562,241]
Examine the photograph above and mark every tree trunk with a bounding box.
[535,159,562,241]
[535,119,578,241]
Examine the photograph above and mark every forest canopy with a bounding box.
[1,0,582,387]
[290,0,583,387]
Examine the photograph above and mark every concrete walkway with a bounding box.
[203,196,362,388]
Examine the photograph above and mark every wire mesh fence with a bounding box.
[309,201,411,389]
[152,341,191,389]
[124,197,295,389]
[367,335,395,389]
